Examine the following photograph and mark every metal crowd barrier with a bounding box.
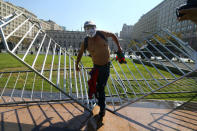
[0,12,197,113]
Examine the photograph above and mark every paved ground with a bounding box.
[0,102,91,131]
[0,99,196,131]
[117,100,197,131]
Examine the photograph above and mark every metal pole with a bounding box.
[9,72,21,102]
[5,18,29,40]
[73,60,79,98]
[78,70,84,102]
[135,45,169,83]
[30,73,37,100]
[0,12,23,28]
[128,49,153,91]
[57,47,62,99]
[41,79,44,100]
[32,34,47,68]
[110,75,123,105]
[156,33,192,60]
[114,69,197,112]
[20,72,29,100]
[0,73,12,98]
[147,41,185,75]
[111,63,129,100]
[22,29,41,61]
[130,47,162,89]
[116,62,137,97]
[142,45,177,78]
[153,36,194,71]
[49,44,56,81]
[69,54,72,96]
[106,82,116,111]
[63,50,67,92]
[41,38,52,75]
[81,66,89,106]
[11,24,35,53]
[125,63,145,94]
[163,29,195,57]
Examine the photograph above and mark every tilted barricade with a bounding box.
[0,12,197,113]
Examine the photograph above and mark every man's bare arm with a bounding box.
[100,30,122,52]
[76,43,84,71]
[110,33,122,52]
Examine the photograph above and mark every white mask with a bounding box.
[85,28,96,37]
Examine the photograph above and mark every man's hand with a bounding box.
[76,51,83,72]
[118,47,122,53]
[178,8,197,24]
[76,64,80,71]
[116,50,127,64]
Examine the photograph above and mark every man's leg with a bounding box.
[97,85,105,116]
[96,65,110,117]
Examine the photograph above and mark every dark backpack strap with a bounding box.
[84,36,89,52]
[96,31,108,42]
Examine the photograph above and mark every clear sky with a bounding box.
[8,0,163,33]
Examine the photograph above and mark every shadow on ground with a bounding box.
[1,97,197,131]
[0,102,91,131]
[116,95,197,131]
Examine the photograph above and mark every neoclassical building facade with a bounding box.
[46,30,126,52]
[131,0,197,49]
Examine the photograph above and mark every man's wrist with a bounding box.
[76,59,79,66]
[118,47,122,52]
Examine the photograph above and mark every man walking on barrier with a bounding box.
[76,21,125,119]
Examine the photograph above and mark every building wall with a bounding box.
[47,20,63,31]
[0,0,63,40]
[119,24,133,51]
[0,1,38,38]
[46,30,123,52]
[131,0,197,49]
[118,39,130,51]
[46,30,86,49]
[120,24,133,40]
[39,19,51,31]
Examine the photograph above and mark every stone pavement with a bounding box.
[117,100,197,131]
[0,99,196,131]
[84,105,137,131]
[0,101,136,131]
[0,102,90,131]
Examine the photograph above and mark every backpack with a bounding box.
[84,31,108,52]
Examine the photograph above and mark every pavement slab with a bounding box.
[117,100,197,131]
[0,102,91,131]
[0,99,196,131]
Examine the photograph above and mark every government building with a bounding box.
[46,30,123,52]
[0,0,63,38]
[0,0,133,52]
[131,0,197,50]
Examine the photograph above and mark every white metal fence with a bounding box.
[0,12,197,113]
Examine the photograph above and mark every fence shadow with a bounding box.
[115,96,197,131]
[0,101,91,131]
[148,96,197,131]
